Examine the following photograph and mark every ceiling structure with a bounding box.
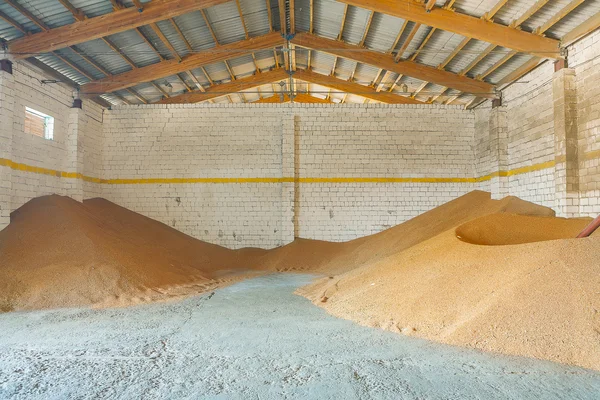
[0,0,598,108]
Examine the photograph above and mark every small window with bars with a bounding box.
[24,107,54,140]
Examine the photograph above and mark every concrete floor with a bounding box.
[1,274,599,400]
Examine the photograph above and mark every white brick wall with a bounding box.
[293,105,474,241]
[0,60,103,227]
[2,32,600,243]
[503,62,556,208]
[571,30,600,216]
[101,104,476,246]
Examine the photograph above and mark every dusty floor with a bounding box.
[1,275,599,400]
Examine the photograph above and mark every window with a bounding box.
[24,107,54,140]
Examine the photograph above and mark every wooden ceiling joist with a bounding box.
[293,69,426,104]
[8,0,230,57]
[337,0,560,58]
[80,32,282,96]
[291,33,497,98]
[254,93,333,104]
[562,12,600,46]
[157,68,290,104]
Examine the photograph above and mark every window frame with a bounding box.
[25,107,54,140]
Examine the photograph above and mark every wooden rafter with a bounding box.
[562,12,600,46]
[389,20,409,54]
[291,33,496,98]
[425,0,437,12]
[338,4,349,40]
[477,0,583,80]
[8,0,230,57]
[337,0,560,58]
[157,68,289,104]
[294,69,425,104]
[254,93,333,104]
[4,0,48,31]
[235,0,250,38]
[359,11,374,47]
[266,0,273,31]
[278,0,288,35]
[342,63,359,103]
[309,0,314,33]
[126,88,148,104]
[148,23,181,61]
[497,57,541,86]
[0,10,26,33]
[81,32,282,96]
[289,0,296,35]
[437,0,508,71]
[57,0,85,21]
[395,23,421,62]
[376,70,393,92]
[410,27,436,62]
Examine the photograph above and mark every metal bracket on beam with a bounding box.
[492,96,503,108]
[283,33,296,41]
[0,59,12,74]
[72,99,83,109]
[132,0,144,12]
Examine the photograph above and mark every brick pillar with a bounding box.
[489,101,509,199]
[64,106,85,202]
[280,109,296,245]
[553,67,579,217]
[0,59,15,230]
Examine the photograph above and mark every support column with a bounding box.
[489,99,509,199]
[553,65,579,217]
[64,103,85,202]
[280,110,296,245]
[0,58,15,230]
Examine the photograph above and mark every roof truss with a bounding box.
[292,33,497,99]
[338,0,561,58]
[80,32,282,97]
[8,0,230,57]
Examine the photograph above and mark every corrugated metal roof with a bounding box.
[204,1,247,45]
[545,1,600,39]
[364,13,406,53]
[0,0,597,106]
[340,5,371,45]
[172,11,219,51]
[239,0,271,37]
[313,0,346,40]
[12,0,75,29]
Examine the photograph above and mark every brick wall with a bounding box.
[101,104,475,247]
[2,31,600,244]
[571,30,600,216]
[0,60,103,229]
[293,105,474,241]
[101,105,290,249]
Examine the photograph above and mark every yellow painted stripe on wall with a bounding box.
[0,157,589,185]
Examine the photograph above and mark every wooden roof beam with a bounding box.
[254,93,333,103]
[291,33,497,98]
[338,0,560,58]
[8,0,230,57]
[294,69,426,104]
[80,32,282,96]
[157,68,290,104]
